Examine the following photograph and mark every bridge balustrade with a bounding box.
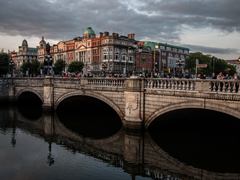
[210,80,240,93]
[2,77,240,95]
[144,78,196,91]
[86,78,125,87]
[144,78,240,94]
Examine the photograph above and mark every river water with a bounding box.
[1,103,240,180]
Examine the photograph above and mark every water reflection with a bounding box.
[1,107,240,179]
[149,108,240,173]
[56,96,122,139]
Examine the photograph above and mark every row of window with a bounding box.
[103,55,134,61]
[160,46,189,54]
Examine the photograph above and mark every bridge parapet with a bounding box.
[145,78,196,91]
[144,78,240,94]
[210,80,240,93]
[86,78,126,87]
[53,77,126,91]
[13,77,44,87]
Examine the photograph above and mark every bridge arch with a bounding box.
[16,88,44,104]
[145,101,240,128]
[55,90,124,120]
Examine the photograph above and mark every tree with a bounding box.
[67,61,84,73]
[20,61,31,76]
[20,60,41,76]
[0,53,10,75]
[53,59,66,75]
[185,52,236,77]
[31,60,41,76]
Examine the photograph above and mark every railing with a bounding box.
[2,77,240,94]
[86,78,126,87]
[210,80,240,93]
[144,78,240,94]
[144,78,196,91]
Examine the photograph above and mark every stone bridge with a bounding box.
[2,77,240,128]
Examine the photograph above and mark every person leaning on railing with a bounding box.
[233,73,239,93]
[216,72,224,91]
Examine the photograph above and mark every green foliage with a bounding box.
[20,60,41,76]
[185,52,236,76]
[0,53,10,75]
[67,61,84,73]
[53,59,66,75]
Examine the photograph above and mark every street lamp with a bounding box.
[195,58,199,79]
[153,44,159,77]
[9,59,14,77]
[176,59,185,77]
[212,56,215,77]
[44,55,53,75]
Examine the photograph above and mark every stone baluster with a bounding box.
[184,80,187,90]
[233,81,237,93]
[172,80,176,90]
[164,80,167,89]
[169,80,173,89]
[176,80,179,90]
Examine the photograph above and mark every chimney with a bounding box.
[128,33,135,40]
[112,32,119,38]
[99,32,103,37]
[104,32,109,36]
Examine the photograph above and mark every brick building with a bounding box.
[135,41,189,76]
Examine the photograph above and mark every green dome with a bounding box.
[83,27,96,36]
[144,41,159,50]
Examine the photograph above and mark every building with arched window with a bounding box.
[16,39,38,69]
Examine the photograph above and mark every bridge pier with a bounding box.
[42,77,54,112]
[124,78,144,130]
[8,79,17,104]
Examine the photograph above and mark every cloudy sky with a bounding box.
[0,0,239,59]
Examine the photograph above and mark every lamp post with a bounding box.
[44,55,53,75]
[138,48,142,76]
[9,59,14,77]
[44,43,53,76]
[176,59,185,77]
[212,56,215,78]
[153,44,159,77]
[195,58,199,79]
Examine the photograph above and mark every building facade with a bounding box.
[15,40,38,69]
[100,32,136,75]
[135,41,189,76]
[37,37,47,63]
[50,27,137,75]
[11,27,190,76]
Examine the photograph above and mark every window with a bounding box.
[167,47,171,51]
[129,56,133,61]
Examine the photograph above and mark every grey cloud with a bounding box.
[0,0,183,43]
[185,44,240,55]
[0,0,239,57]
[137,0,240,32]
